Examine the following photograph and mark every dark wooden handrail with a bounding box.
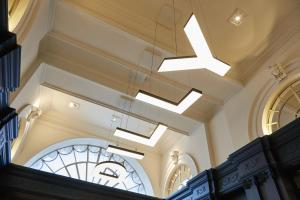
[0,0,8,34]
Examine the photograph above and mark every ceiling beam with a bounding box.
[41,83,190,136]
[42,31,224,106]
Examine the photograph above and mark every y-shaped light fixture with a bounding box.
[158,14,230,76]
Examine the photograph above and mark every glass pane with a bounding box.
[29,144,146,195]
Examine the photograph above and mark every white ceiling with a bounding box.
[10,0,300,157]
[36,0,300,122]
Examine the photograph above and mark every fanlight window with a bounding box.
[29,144,146,194]
[264,79,300,134]
[167,164,192,196]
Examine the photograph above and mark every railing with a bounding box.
[167,118,300,200]
[0,164,161,200]
[0,0,20,168]
[0,119,299,200]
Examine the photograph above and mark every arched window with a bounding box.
[162,152,198,197]
[263,78,300,134]
[167,164,192,195]
[26,139,154,195]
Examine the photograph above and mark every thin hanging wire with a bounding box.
[125,69,139,129]
[149,21,159,94]
[172,0,180,99]
[189,0,217,57]
[172,0,178,56]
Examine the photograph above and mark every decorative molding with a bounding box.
[162,152,198,197]
[11,105,41,160]
[269,63,287,81]
[193,183,209,199]
[220,172,239,188]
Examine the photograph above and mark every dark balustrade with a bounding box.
[167,118,300,200]
[0,165,161,200]
[0,118,299,200]
[0,0,20,168]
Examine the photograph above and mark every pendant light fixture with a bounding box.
[135,1,202,114]
[114,123,168,147]
[136,88,202,114]
[158,14,231,76]
[107,145,144,160]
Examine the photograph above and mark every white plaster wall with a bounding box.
[208,31,300,165]
[13,118,163,197]
[208,110,234,165]
[208,61,279,165]
[18,0,53,77]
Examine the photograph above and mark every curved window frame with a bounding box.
[25,138,154,196]
[262,78,300,135]
[162,153,198,197]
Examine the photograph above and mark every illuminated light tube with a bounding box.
[135,89,202,114]
[107,145,144,160]
[158,14,231,76]
[114,124,168,147]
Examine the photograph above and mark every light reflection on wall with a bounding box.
[8,0,32,32]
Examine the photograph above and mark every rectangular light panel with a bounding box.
[114,124,168,147]
[135,89,202,114]
[107,145,144,160]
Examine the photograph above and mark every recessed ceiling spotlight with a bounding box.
[69,101,80,109]
[228,8,247,26]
